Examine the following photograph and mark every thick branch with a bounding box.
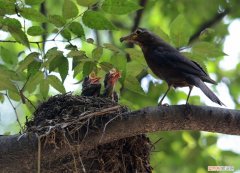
[0,105,240,172]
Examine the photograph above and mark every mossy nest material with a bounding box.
[25,93,152,173]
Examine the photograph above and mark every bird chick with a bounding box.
[102,68,121,102]
[120,28,224,106]
[81,72,101,97]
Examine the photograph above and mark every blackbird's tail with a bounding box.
[191,76,225,106]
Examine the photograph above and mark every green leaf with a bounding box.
[170,15,191,48]
[83,61,96,77]
[60,29,71,40]
[27,59,42,77]
[103,43,121,53]
[0,92,4,103]
[17,52,40,73]
[25,0,45,5]
[76,0,98,7]
[192,42,226,58]
[69,22,85,37]
[62,0,78,19]
[125,48,146,65]
[20,7,47,22]
[47,75,66,93]
[99,62,113,72]
[58,57,69,83]
[0,46,18,65]
[82,11,116,30]
[48,15,66,28]
[49,55,69,82]
[0,77,18,93]
[102,0,142,15]
[42,47,62,68]
[110,53,127,70]
[2,18,30,48]
[25,71,44,93]
[124,75,145,95]
[40,79,49,99]
[0,0,15,15]
[8,90,21,101]
[92,47,103,60]
[27,26,45,36]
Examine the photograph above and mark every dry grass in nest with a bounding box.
[25,93,152,173]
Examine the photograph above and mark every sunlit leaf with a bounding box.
[17,52,40,73]
[48,15,66,28]
[92,47,103,60]
[102,0,142,15]
[25,0,45,5]
[82,11,116,30]
[0,92,4,103]
[83,61,96,77]
[69,22,85,37]
[192,41,226,58]
[60,29,71,40]
[2,18,30,48]
[110,53,127,71]
[76,0,98,7]
[40,79,49,99]
[47,75,66,93]
[103,43,121,53]
[25,71,44,93]
[27,26,45,36]
[0,0,15,15]
[62,0,78,19]
[0,46,18,65]
[123,75,145,95]
[170,15,191,48]
[99,62,113,72]
[20,7,47,22]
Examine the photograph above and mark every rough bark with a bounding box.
[0,105,240,172]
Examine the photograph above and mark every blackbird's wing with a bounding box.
[153,49,216,84]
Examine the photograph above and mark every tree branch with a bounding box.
[189,9,230,44]
[0,105,239,172]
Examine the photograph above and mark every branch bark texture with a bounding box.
[0,105,240,172]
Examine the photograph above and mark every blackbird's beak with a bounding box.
[120,33,137,43]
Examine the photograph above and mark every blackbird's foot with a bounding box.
[185,103,192,119]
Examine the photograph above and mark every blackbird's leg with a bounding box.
[186,86,193,104]
[158,85,171,105]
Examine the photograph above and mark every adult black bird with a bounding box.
[120,28,224,106]
[102,68,121,102]
[81,72,101,97]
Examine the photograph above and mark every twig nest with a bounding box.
[25,93,152,173]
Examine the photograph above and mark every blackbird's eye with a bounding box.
[135,29,143,35]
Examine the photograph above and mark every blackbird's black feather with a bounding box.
[120,28,224,106]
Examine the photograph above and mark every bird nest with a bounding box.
[25,93,152,173]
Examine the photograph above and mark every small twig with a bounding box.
[99,114,121,142]
[5,92,23,132]
[37,136,42,173]
[77,105,121,121]
[53,10,87,40]
[64,134,78,173]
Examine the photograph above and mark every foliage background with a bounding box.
[0,0,240,172]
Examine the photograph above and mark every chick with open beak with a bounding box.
[102,68,121,102]
[81,72,101,97]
